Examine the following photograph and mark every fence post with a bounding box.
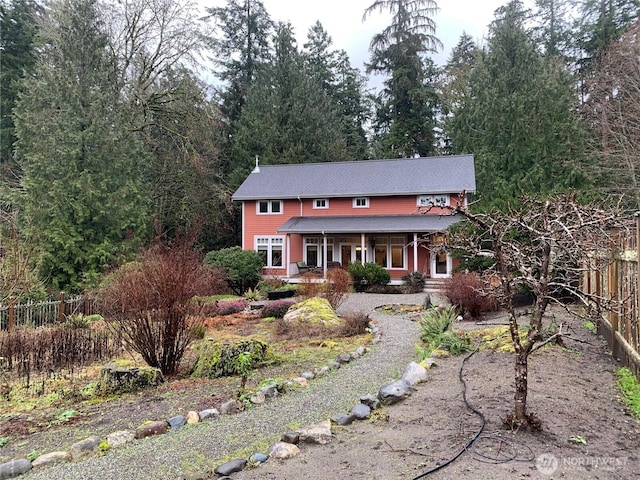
[84,291,89,315]
[59,291,65,323]
[8,298,15,332]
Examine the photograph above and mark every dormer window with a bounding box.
[313,199,329,209]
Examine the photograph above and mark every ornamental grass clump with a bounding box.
[418,306,470,358]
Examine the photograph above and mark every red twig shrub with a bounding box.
[100,234,219,374]
[444,272,496,319]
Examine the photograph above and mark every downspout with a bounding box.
[298,196,303,216]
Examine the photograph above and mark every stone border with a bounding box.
[0,324,386,480]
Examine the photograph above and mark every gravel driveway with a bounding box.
[22,293,428,480]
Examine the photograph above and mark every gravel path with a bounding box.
[22,293,427,480]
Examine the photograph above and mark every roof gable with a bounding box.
[232,155,475,201]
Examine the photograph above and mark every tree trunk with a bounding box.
[514,348,528,424]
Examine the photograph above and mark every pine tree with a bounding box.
[13,0,150,290]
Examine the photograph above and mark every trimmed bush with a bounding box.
[204,247,264,295]
[261,300,295,319]
[348,262,390,292]
[444,272,497,319]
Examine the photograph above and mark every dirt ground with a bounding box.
[2,306,639,480]
[232,307,639,480]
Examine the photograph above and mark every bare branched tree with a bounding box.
[0,207,44,304]
[584,20,640,209]
[440,193,631,428]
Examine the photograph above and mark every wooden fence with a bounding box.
[582,222,640,379]
[0,292,96,331]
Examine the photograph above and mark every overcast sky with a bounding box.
[254,0,534,67]
[203,0,535,87]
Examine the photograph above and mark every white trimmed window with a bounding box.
[371,236,406,269]
[353,197,369,208]
[417,194,449,207]
[256,237,284,267]
[257,200,282,214]
[313,199,329,209]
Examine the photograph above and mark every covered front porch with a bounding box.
[275,214,462,283]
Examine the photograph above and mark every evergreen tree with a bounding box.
[231,23,348,174]
[207,0,274,174]
[363,0,442,158]
[0,0,40,183]
[449,0,588,207]
[533,0,574,57]
[302,22,369,160]
[13,0,149,290]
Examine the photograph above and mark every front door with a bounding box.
[431,249,451,278]
[340,244,366,267]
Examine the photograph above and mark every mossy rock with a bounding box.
[95,363,164,395]
[191,339,272,379]
[282,297,341,327]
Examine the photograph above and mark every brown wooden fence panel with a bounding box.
[0,293,97,330]
[582,232,640,379]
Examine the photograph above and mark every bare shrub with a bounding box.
[322,268,352,310]
[297,274,324,299]
[336,312,370,337]
[444,272,496,319]
[100,234,218,375]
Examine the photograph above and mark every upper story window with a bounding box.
[257,200,282,214]
[313,199,329,209]
[417,194,449,207]
[353,197,369,208]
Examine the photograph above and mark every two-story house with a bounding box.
[232,155,476,283]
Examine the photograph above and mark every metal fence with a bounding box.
[0,292,96,330]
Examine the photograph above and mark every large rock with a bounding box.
[350,403,371,420]
[70,436,100,460]
[298,420,333,445]
[106,430,135,449]
[134,420,168,439]
[401,362,428,386]
[378,379,413,405]
[269,442,300,459]
[31,451,70,469]
[0,459,31,479]
[214,459,247,476]
[283,298,341,327]
[95,362,164,395]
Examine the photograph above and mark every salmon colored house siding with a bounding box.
[242,194,462,279]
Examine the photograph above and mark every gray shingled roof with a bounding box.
[277,214,463,234]
[232,155,475,200]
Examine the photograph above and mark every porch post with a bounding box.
[286,234,291,278]
[413,233,418,272]
[322,233,328,278]
[360,233,366,264]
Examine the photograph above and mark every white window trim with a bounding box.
[417,194,449,207]
[257,200,283,215]
[353,197,369,208]
[313,198,329,209]
[255,236,285,268]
